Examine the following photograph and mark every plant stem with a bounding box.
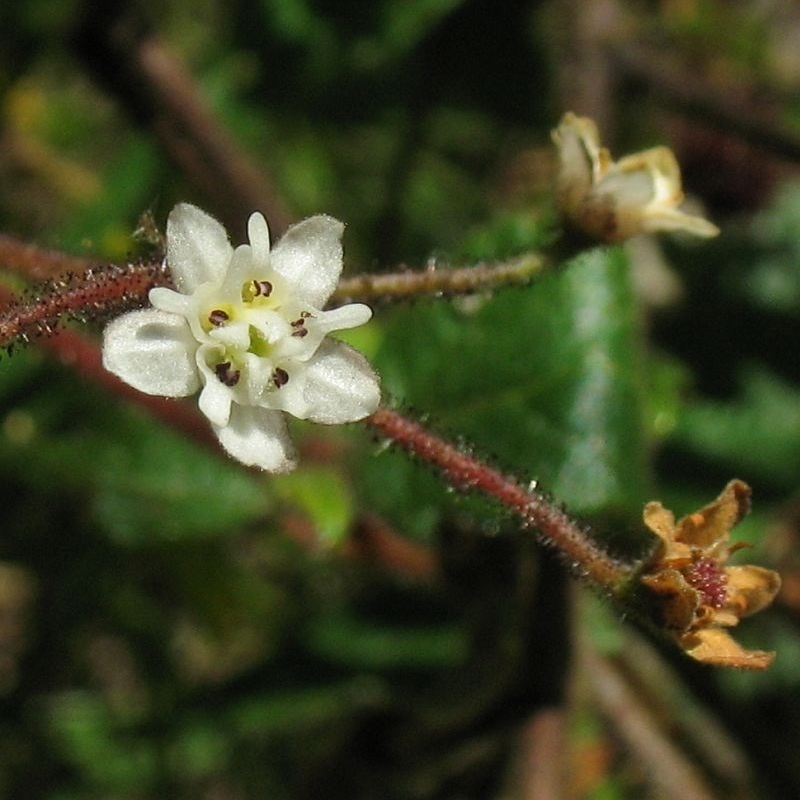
[332,254,546,305]
[365,406,634,593]
[0,260,169,349]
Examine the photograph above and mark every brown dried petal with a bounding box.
[676,479,751,549]
[679,627,775,670]
[641,568,698,631]
[726,565,782,618]
[643,501,677,544]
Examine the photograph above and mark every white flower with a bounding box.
[103,203,380,472]
[551,112,720,242]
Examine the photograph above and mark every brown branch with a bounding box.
[74,0,293,239]
[347,512,439,581]
[581,646,721,800]
[332,254,545,305]
[613,41,800,162]
[0,234,99,281]
[516,708,566,800]
[19,320,218,452]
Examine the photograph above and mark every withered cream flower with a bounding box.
[551,112,720,242]
[103,204,380,472]
[640,480,781,669]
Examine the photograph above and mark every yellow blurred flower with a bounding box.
[551,112,720,242]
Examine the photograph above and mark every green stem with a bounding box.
[332,254,546,305]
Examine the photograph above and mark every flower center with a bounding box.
[684,556,728,608]
[200,280,319,394]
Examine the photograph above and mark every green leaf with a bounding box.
[305,611,468,670]
[272,466,355,547]
[367,247,649,532]
[227,677,388,738]
[88,411,272,545]
[45,692,157,793]
[672,366,800,490]
[0,364,271,545]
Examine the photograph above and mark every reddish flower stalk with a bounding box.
[0,259,170,350]
[365,406,634,592]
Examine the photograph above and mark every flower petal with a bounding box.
[148,286,195,316]
[297,340,380,423]
[679,627,776,670]
[247,212,271,266]
[219,244,257,302]
[678,479,751,548]
[270,215,344,308]
[214,405,296,472]
[642,501,676,545]
[726,565,782,618]
[196,352,234,427]
[102,309,200,397]
[167,203,232,293]
[315,303,373,334]
[640,207,721,238]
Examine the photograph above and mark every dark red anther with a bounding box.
[272,367,289,388]
[214,361,241,387]
[208,309,229,326]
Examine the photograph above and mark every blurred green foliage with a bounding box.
[2,1,800,799]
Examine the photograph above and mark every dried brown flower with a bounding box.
[640,480,781,669]
[551,112,720,242]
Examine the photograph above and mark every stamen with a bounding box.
[208,309,229,326]
[253,280,273,297]
[272,367,289,388]
[291,327,308,338]
[214,361,241,387]
[684,556,728,609]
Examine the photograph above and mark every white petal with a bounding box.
[102,309,200,397]
[214,405,296,472]
[270,215,344,308]
[219,244,257,302]
[247,212,271,266]
[597,168,655,208]
[196,354,234,427]
[315,303,372,334]
[299,340,380,423]
[641,208,721,238]
[166,203,232,293]
[149,286,194,316]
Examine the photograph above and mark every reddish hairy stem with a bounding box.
[0,260,169,349]
[365,406,632,591]
[40,325,218,450]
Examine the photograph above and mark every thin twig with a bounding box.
[365,407,634,592]
[74,0,293,238]
[332,254,546,305]
[516,708,566,800]
[581,645,720,800]
[613,41,800,162]
[0,234,99,281]
[30,322,218,451]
